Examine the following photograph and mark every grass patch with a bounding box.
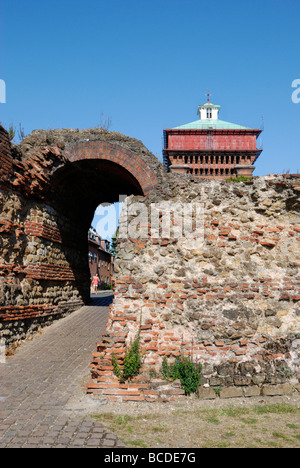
[226,176,253,182]
[253,403,298,415]
[205,415,220,424]
[220,407,250,417]
[286,423,298,429]
[224,431,235,438]
[124,439,148,448]
[240,417,258,425]
[92,402,300,448]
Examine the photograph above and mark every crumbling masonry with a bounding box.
[0,124,299,401]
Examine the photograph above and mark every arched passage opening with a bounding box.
[42,138,161,305]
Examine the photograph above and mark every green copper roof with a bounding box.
[199,101,220,108]
[173,119,252,130]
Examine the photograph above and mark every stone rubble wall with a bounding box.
[0,186,85,349]
[88,175,300,401]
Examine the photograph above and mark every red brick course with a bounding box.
[0,304,56,321]
[24,221,63,244]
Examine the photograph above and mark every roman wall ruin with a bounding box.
[0,125,299,401]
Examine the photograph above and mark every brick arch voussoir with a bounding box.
[65,141,159,195]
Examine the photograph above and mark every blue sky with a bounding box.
[1,0,299,237]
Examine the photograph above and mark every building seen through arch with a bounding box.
[88,226,113,290]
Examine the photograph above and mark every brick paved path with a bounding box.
[0,294,125,448]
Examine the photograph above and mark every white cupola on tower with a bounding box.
[197,91,220,120]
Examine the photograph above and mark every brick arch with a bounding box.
[64,140,159,196]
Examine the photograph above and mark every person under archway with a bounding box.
[92,273,100,295]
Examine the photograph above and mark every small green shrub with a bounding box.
[226,176,252,183]
[112,331,142,382]
[160,355,202,395]
[161,356,170,379]
[149,369,158,378]
[112,354,121,378]
[99,282,113,290]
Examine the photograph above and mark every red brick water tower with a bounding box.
[163,94,263,179]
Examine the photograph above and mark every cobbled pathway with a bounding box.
[0,293,125,448]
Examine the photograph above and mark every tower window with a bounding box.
[206,108,212,118]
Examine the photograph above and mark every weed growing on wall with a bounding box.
[161,355,202,395]
[112,331,142,383]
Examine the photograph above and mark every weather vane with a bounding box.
[206,89,211,103]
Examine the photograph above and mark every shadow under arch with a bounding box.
[44,141,159,306]
[89,293,114,307]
